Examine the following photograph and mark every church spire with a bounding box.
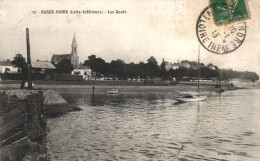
[72,33,77,46]
[71,33,77,55]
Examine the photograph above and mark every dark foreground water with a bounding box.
[46,89,260,161]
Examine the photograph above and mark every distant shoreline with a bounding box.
[0,79,258,86]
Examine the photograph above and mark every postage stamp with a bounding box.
[209,0,250,26]
[196,4,246,54]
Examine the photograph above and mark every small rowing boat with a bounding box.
[176,95,207,102]
[107,77,118,94]
[107,88,118,94]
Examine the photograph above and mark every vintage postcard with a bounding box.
[0,0,259,161]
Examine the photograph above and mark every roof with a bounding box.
[0,61,13,66]
[6,71,18,74]
[31,61,56,69]
[78,64,91,70]
[172,63,180,66]
[78,66,91,70]
[52,54,71,59]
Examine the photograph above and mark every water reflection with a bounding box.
[46,89,260,161]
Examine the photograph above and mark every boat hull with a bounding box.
[107,89,118,94]
[176,95,207,102]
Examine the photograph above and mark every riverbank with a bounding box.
[0,80,250,94]
[0,83,216,94]
[1,79,257,88]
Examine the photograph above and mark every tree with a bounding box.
[147,56,158,67]
[110,59,125,78]
[159,59,167,78]
[137,61,147,78]
[95,57,107,74]
[147,56,159,77]
[55,59,74,74]
[83,55,107,75]
[11,53,26,70]
[84,55,96,68]
[124,62,137,79]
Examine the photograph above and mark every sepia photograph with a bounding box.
[0,0,259,160]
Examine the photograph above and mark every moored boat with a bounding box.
[176,95,207,102]
[107,77,118,94]
[107,88,118,94]
[175,45,207,102]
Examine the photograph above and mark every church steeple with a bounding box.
[71,33,77,55]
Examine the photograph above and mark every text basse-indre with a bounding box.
[41,10,70,14]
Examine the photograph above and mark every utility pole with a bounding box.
[26,28,33,89]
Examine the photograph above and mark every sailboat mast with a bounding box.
[114,78,115,89]
[198,45,200,93]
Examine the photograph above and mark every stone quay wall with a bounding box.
[0,90,47,161]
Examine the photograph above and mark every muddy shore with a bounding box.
[0,81,240,93]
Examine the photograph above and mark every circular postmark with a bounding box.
[196,4,246,54]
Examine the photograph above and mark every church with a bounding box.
[51,33,79,69]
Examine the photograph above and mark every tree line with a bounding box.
[9,53,260,82]
[81,55,259,82]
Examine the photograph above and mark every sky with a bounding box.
[0,0,260,75]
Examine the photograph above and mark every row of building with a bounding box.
[164,60,217,71]
[0,59,55,80]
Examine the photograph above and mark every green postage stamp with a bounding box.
[210,0,250,25]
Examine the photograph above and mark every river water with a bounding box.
[46,89,260,161]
